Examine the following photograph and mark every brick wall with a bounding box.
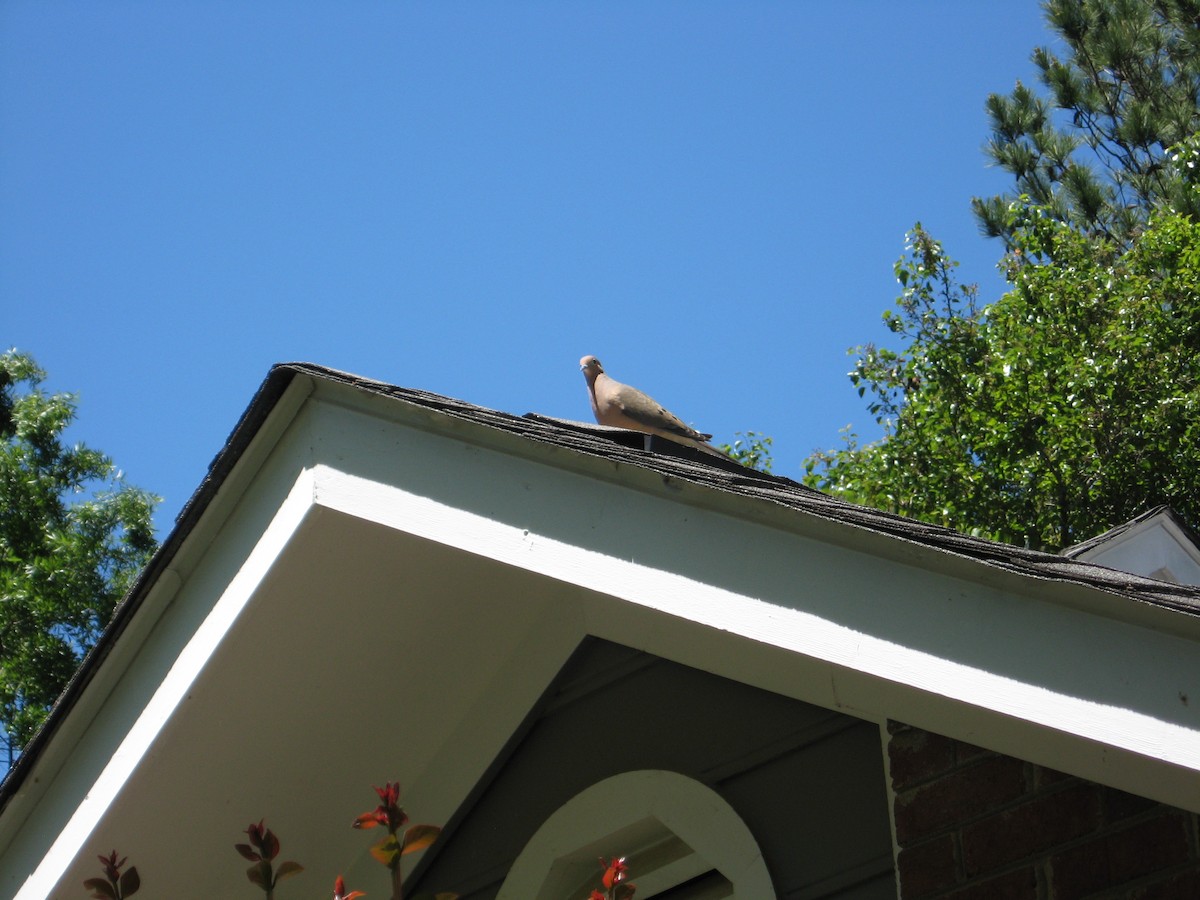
[886,721,1200,899]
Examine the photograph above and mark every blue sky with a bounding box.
[2,2,1051,534]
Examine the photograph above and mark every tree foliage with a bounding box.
[0,351,158,763]
[721,431,775,473]
[804,202,1200,550]
[974,0,1200,245]
[807,3,1200,550]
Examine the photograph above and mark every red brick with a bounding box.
[1048,833,1110,897]
[1102,784,1161,824]
[961,783,1101,875]
[1127,868,1200,899]
[1032,762,1074,790]
[943,866,1038,900]
[889,726,958,791]
[1050,812,1192,896]
[897,833,958,898]
[1103,813,1192,884]
[894,754,1028,843]
[953,738,994,766]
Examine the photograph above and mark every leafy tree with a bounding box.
[0,351,158,765]
[721,431,775,473]
[974,0,1200,245]
[804,202,1200,550]
[807,2,1200,549]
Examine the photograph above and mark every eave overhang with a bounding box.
[1,363,1198,897]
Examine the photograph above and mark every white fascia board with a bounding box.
[6,471,320,900]
[300,392,1200,810]
[0,378,322,899]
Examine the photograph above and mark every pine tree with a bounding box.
[974,0,1200,245]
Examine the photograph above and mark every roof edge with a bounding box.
[0,363,306,812]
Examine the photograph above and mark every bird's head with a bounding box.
[579,355,604,377]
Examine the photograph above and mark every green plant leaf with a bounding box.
[275,860,304,881]
[402,824,441,856]
[370,834,401,867]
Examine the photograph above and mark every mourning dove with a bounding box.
[579,355,729,458]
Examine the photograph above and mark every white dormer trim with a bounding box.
[1067,508,1200,587]
[499,770,775,899]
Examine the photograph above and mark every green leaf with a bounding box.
[275,860,304,881]
[402,824,442,855]
[370,834,401,867]
[0,350,160,758]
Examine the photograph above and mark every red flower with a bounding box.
[375,782,400,807]
[235,819,280,862]
[98,851,126,882]
[601,857,629,890]
[333,874,366,900]
[83,851,140,899]
[353,782,409,833]
[592,857,635,899]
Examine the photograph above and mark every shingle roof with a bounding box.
[280,363,1200,618]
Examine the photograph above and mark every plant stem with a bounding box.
[391,861,403,900]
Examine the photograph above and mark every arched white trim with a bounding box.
[499,769,776,899]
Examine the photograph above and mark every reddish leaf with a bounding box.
[333,874,367,900]
[119,866,141,897]
[374,782,401,807]
[352,812,382,829]
[234,842,261,862]
[369,834,401,867]
[401,824,441,855]
[261,827,281,861]
[275,860,304,882]
[244,820,266,847]
[601,857,628,890]
[98,852,126,882]
[82,878,117,900]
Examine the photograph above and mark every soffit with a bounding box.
[4,362,1200,896]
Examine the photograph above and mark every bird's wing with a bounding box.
[608,382,712,441]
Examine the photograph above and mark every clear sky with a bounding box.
[2,2,1052,534]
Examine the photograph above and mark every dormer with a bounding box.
[1063,506,1200,586]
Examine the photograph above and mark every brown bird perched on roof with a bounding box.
[579,355,729,458]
